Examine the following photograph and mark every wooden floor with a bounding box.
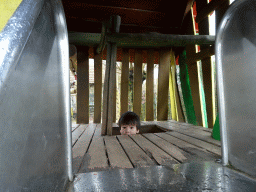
[71,121,221,174]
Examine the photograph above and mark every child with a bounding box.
[118,111,140,135]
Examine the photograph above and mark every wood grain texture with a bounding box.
[107,43,117,135]
[121,49,130,115]
[72,124,97,174]
[155,132,221,161]
[133,49,143,117]
[186,44,202,126]
[94,53,102,123]
[166,131,221,155]
[146,49,154,121]
[171,124,221,146]
[72,124,88,146]
[130,134,178,165]
[143,133,187,162]
[77,47,89,124]
[79,125,109,173]
[104,136,133,169]
[196,0,213,128]
[117,135,156,167]
[157,49,170,121]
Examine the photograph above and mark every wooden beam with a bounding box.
[189,46,214,64]
[77,47,89,124]
[120,49,129,115]
[157,49,170,121]
[196,0,229,23]
[69,32,215,48]
[146,49,154,121]
[133,49,143,118]
[94,52,102,123]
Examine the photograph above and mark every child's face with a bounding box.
[120,124,139,135]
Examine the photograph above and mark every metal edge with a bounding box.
[0,0,44,91]
[215,0,244,166]
[51,0,73,182]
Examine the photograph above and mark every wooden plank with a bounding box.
[196,0,213,128]
[146,49,154,121]
[94,52,102,123]
[186,44,203,126]
[107,43,117,135]
[102,46,111,135]
[94,123,103,137]
[170,125,221,147]
[104,136,133,169]
[79,125,109,173]
[117,135,156,167]
[175,78,185,122]
[133,49,143,117]
[143,133,188,162]
[157,49,170,121]
[189,47,215,64]
[166,131,221,155]
[72,124,97,174]
[120,49,129,115]
[130,134,178,165]
[77,47,89,124]
[72,124,80,132]
[196,0,229,23]
[72,124,88,146]
[155,132,221,161]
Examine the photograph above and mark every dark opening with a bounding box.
[112,125,167,135]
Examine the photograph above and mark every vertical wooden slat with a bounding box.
[121,49,129,115]
[146,49,154,121]
[186,45,202,126]
[169,51,178,121]
[197,0,213,128]
[113,67,116,123]
[107,43,117,135]
[102,45,111,135]
[94,52,102,123]
[175,78,185,122]
[77,47,89,124]
[183,10,203,126]
[157,49,170,121]
[133,49,143,117]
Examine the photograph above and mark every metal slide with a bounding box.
[216,0,256,177]
[0,0,72,191]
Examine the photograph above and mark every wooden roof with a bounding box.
[62,0,194,34]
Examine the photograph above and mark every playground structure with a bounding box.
[1,0,256,191]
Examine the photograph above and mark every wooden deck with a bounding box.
[71,121,221,174]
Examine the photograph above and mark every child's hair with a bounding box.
[118,111,140,130]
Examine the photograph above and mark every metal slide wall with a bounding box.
[0,0,72,191]
[216,0,256,177]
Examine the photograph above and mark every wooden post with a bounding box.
[146,49,154,121]
[102,15,121,136]
[120,49,129,115]
[196,0,213,128]
[157,49,170,121]
[77,46,89,124]
[94,51,102,123]
[133,49,143,118]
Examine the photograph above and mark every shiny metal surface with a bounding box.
[0,0,44,91]
[216,0,256,176]
[68,162,256,192]
[52,0,73,182]
[0,0,71,191]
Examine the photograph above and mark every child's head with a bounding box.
[119,111,140,135]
